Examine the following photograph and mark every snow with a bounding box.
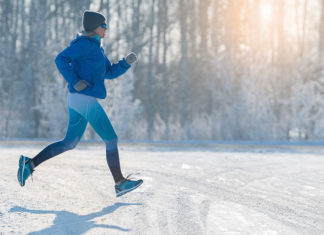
[1,141,324,234]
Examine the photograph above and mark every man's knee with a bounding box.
[62,137,79,150]
[105,137,118,151]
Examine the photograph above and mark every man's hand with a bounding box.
[73,80,89,91]
[125,52,137,65]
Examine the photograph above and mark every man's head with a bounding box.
[83,11,107,38]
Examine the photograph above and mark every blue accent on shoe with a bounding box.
[17,155,34,187]
[115,176,143,197]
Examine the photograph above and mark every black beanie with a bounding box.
[83,11,106,32]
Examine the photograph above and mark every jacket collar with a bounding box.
[74,32,101,45]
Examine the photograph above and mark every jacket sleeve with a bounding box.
[55,39,91,84]
[104,55,131,80]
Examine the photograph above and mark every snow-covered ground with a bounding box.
[1,141,324,235]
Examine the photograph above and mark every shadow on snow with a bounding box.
[10,202,142,234]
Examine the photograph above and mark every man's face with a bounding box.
[94,22,107,38]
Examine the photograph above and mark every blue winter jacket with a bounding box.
[55,34,130,99]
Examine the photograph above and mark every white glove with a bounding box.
[73,80,89,91]
[125,52,137,65]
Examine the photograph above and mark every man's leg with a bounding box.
[32,108,88,168]
[83,101,123,183]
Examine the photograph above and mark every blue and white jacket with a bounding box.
[55,34,130,99]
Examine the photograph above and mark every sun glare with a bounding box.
[260,4,273,24]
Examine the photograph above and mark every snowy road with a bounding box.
[1,141,324,234]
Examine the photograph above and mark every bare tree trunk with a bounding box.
[161,0,169,139]
[146,0,155,139]
[116,0,121,58]
[155,0,162,67]
[211,0,220,140]
[301,0,308,58]
[198,0,209,61]
[319,0,324,62]
[179,0,188,129]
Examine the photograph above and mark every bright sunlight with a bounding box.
[260,3,273,24]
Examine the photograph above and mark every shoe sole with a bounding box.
[18,156,26,187]
[116,180,143,197]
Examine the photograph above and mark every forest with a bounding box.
[1,0,324,141]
